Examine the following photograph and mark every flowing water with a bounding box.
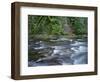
[28,37,88,67]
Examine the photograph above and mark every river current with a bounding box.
[28,37,88,67]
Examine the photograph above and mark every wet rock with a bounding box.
[35,56,63,65]
[28,38,88,66]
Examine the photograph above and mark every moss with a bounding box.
[28,51,45,61]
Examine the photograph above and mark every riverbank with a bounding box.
[29,34,87,41]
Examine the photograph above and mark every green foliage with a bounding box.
[28,15,65,36]
[67,17,87,35]
[28,15,87,36]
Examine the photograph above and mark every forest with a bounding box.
[28,15,87,40]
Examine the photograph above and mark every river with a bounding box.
[28,37,88,67]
